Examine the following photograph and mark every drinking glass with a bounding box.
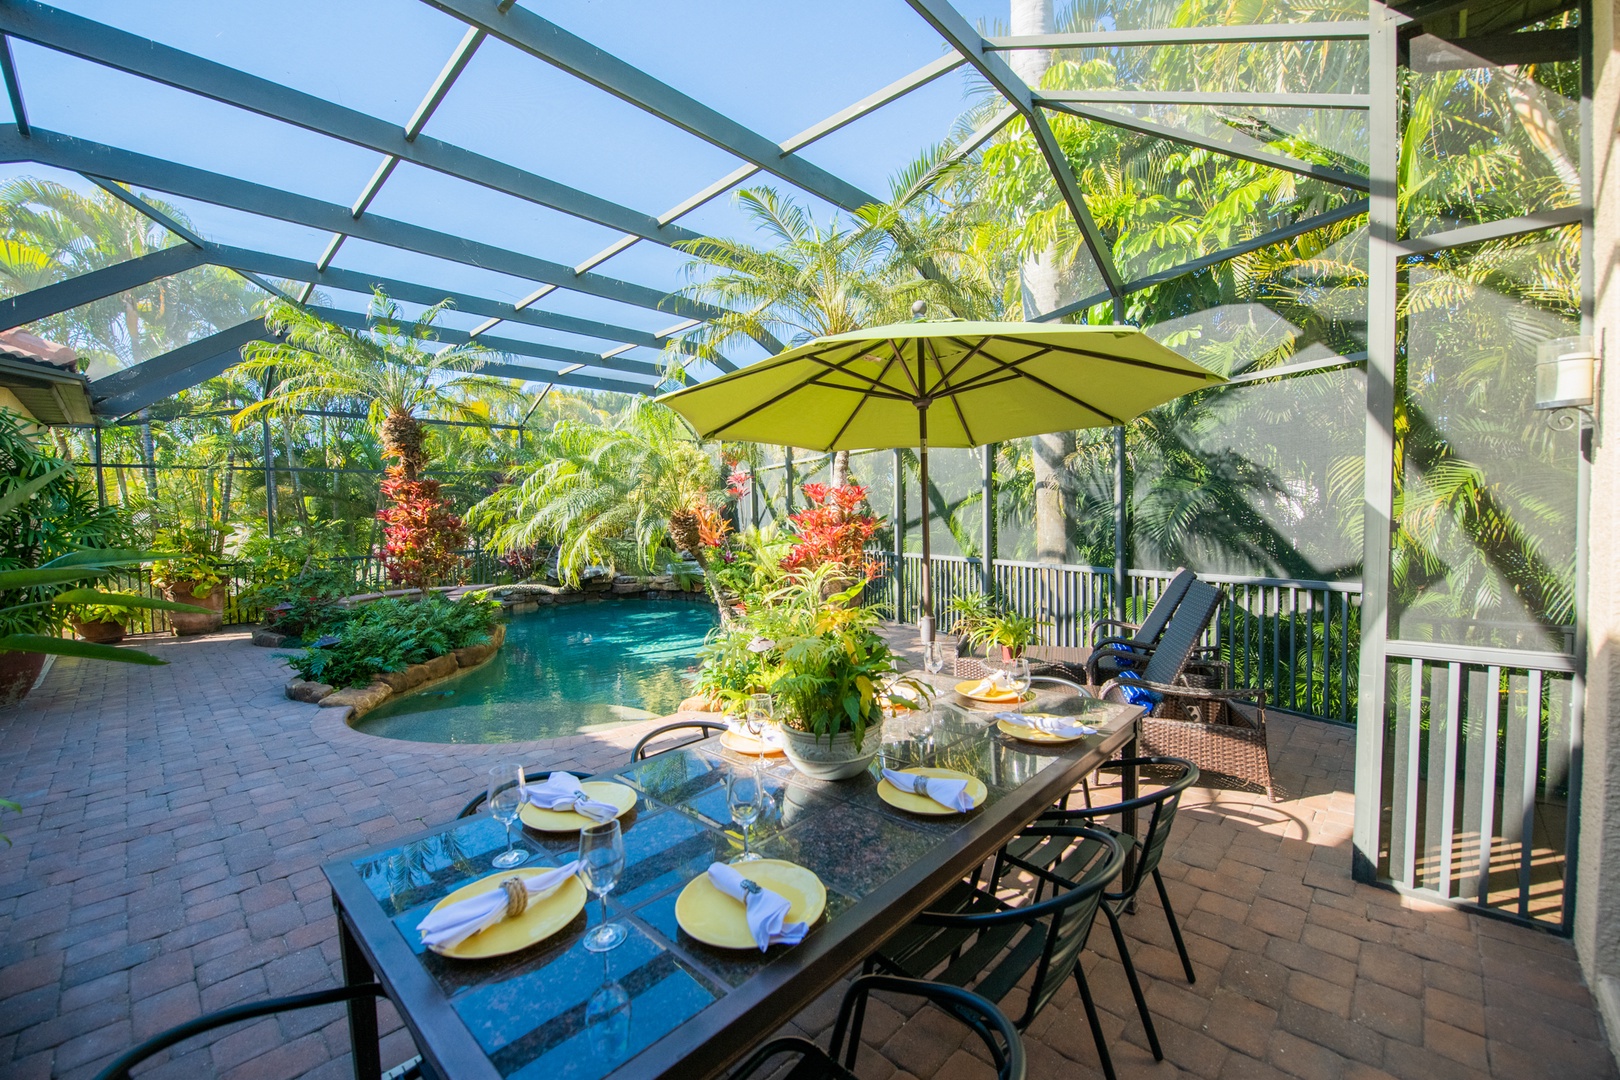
[1006,656,1032,697]
[745,693,773,738]
[578,820,627,952]
[923,640,945,675]
[727,764,765,863]
[487,763,530,869]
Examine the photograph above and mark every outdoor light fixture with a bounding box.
[1536,335,1599,428]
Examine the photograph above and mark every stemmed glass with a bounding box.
[578,820,627,952]
[727,763,765,863]
[923,640,945,675]
[487,763,530,869]
[1005,655,1032,698]
[745,693,773,738]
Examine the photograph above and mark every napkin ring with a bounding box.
[500,877,528,919]
[912,776,930,798]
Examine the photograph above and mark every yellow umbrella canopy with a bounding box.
[657,320,1224,449]
[658,320,1224,639]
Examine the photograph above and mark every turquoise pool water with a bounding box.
[352,600,718,743]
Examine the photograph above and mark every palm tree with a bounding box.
[469,398,721,585]
[235,290,521,481]
[667,189,921,488]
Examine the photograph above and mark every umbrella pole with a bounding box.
[918,408,933,643]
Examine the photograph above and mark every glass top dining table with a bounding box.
[321,689,1143,1080]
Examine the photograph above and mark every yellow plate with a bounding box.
[953,680,1035,705]
[425,867,587,959]
[674,860,826,950]
[996,716,1091,744]
[876,767,989,815]
[518,781,637,832]
[720,728,785,757]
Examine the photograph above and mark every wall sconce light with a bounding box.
[1536,335,1598,429]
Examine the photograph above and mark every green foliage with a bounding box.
[471,399,722,585]
[282,594,500,688]
[70,601,135,624]
[702,524,792,609]
[708,565,925,750]
[151,525,226,598]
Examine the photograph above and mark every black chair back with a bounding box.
[1023,828,1124,1021]
[1138,580,1223,686]
[1131,568,1196,646]
[630,719,729,761]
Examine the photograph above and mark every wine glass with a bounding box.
[578,820,627,952]
[923,640,945,675]
[727,763,765,863]
[487,763,529,869]
[1005,655,1032,698]
[745,693,773,738]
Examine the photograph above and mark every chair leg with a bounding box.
[1153,868,1196,984]
[1103,905,1162,1061]
[1072,964,1118,1080]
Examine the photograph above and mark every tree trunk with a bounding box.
[219,451,234,527]
[284,420,308,525]
[831,450,850,489]
[1012,0,1072,565]
[139,409,158,499]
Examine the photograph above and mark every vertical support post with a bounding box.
[261,416,276,540]
[750,464,760,528]
[784,446,796,515]
[893,448,906,616]
[1352,1,1402,885]
[92,424,105,507]
[1112,295,1128,623]
[981,442,995,594]
[918,409,933,641]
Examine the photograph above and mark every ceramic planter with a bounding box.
[0,650,45,707]
[779,725,878,781]
[163,581,225,635]
[71,618,125,645]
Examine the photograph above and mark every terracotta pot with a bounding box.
[779,726,879,781]
[71,618,125,645]
[163,581,225,635]
[0,650,46,708]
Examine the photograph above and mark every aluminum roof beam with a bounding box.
[0,33,28,138]
[0,1,701,249]
[1031,196,1371,322]
[203,244,721,364]
[91,320,273,416]
[421,0,882,214]
[0,126,740,329]
[986,22,1373,48]
[1039,101,1370,190]
[1037,89,1370,109]
[904,0,1126,298]
[0,244,209,331]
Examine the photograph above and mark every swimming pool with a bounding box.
[352,600,718,743]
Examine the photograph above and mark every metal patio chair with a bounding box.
[630,718,729,761]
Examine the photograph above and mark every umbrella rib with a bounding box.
[891,338,924,397]
[826,351,896,449]
[950,341,1131,426]
[928,336,995,397]
[924,338,977,446]
[935,343,1057,397]
[994,334,1221,380]
[705,370,904,439]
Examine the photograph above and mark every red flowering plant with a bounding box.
[726,464,751,500]
[377,466,467,593]
[781,482,882,582]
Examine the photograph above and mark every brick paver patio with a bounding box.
[0,631,1614,1080]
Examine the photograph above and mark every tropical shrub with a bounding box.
[282,593,498,688]
[151,525,226,598]
[702,566,923,749]
[497,545,550,583]
[378,470,467,593]
[781,482,880,579]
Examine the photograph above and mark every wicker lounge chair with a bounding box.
[1084,567,1196,684]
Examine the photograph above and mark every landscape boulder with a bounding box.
[422,653,459,681]
[286,679,335,703]
[320,682,392,714]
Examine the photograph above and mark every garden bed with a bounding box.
[284,621,507,719]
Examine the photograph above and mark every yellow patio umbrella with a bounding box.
[657,320,1224,639]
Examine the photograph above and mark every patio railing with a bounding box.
[867,551,1362,725]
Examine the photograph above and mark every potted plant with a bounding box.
[69,601,135,644]
[731,566,926,780]
[973,612,1041,662]
[945,590,999,655]
[152,528,227,635]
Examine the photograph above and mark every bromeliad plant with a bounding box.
[698,565,925,749]
[781,482,881,580]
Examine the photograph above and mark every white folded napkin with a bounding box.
[416,859,582,951]
[882,768,976,812]
[524,773,620,821]
[706,862,807,951]
[729,721,783,748]
[969,672,1017,697]
[995,712,1097,738]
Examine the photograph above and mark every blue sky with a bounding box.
[0,1,1016,382]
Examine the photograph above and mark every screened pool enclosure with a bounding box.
[0,0,1590,931]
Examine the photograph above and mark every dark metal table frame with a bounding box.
[324,701,1142,1080]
